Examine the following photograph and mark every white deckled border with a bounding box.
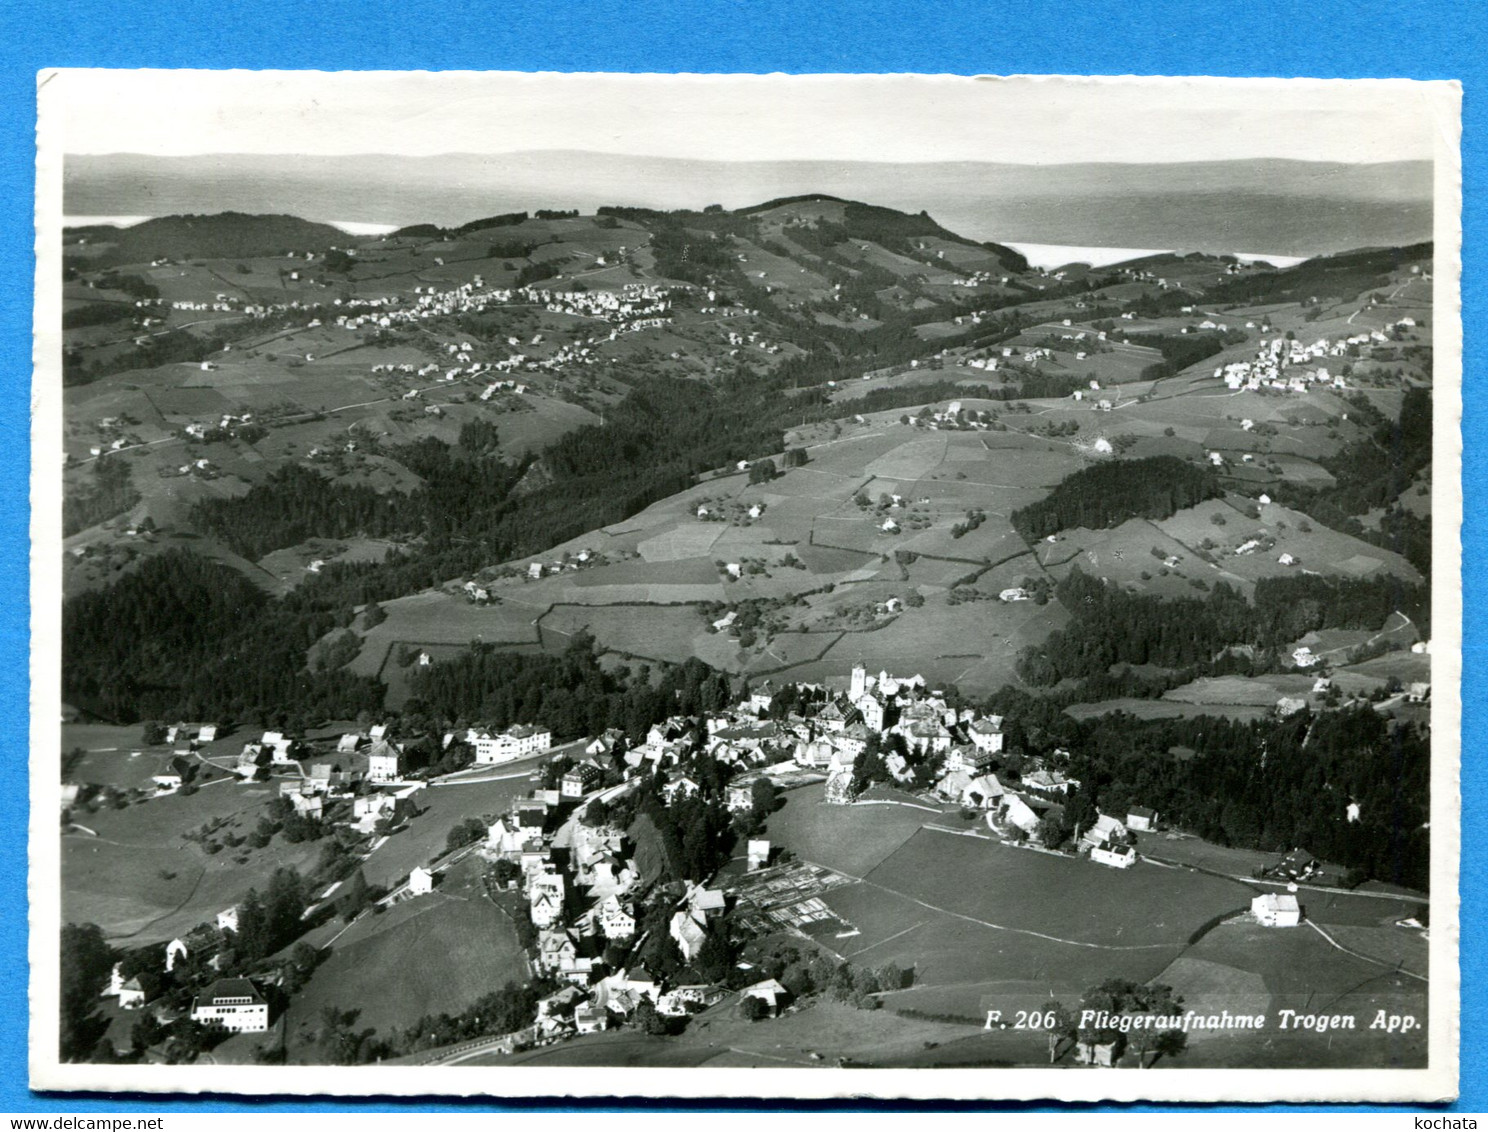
[28,70,1463,1103]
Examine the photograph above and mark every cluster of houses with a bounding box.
[99,932,272,1036]
[449,751,790,1041]
[1214,320,1416,393]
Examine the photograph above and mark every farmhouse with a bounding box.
[116,976,147,1010]
[1081,813,1128,851]
[999,795,1042,837]
[960,773,1006,810]
[1126,806,1158,832]
[1253,892,1302,927]
[190,978,269,1033]
[741,978,789,1016]
[407,866,435,896]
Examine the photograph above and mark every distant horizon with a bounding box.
[50,72,1442,165]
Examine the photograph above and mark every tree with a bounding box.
[1042,1001,1076,1063]
[338,869,370,920]
[632,997,676,1036]
[140,721,167,746]
[60,924,115,1062]
[740,995,769,1022]
[748,459,778,485]
[445,817,487,852]
[1152,1029,1188,1066]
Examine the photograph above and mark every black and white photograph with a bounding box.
[31,71,1461,1102]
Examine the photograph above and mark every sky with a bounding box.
[50,70,1444,165]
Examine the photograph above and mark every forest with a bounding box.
[1015,568,1429,687]
[1065,707,1430,890]
[62,550,385,725]
[1010,456,1223,542]
[406,634,731,742]
[65,212,347,269]
[1203,242,1432,307]
[62,456,141,537]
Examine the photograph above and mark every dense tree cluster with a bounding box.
[63,456,141,537]
[62,550,385,723]
[1010,457,1223,542]
[1062,707,1430,889]
[65,212,347,270]
[1016,568,1429,686]
[408,633,729,742]
[60,923,116,1061]
[1123,329,1241,380]
[189,464,412,559]
[1203,243,1430,307]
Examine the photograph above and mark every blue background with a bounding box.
[1,0,1479,1112]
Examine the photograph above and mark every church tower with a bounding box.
[850,661,867,700]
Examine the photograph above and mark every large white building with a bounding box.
[1253,892,1302,927]
[190,978,270,1033]
[472,724,553,764]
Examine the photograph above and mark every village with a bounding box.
[82,649,1359,1068]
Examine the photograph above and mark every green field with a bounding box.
[764,791,1259,1018]
[286,862,528,1060]
[63,779,323,943]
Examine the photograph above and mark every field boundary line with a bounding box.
[813,850,1178,954]
[851,799,942,815]
[1306,920,1428,983]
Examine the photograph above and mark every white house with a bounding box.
[408,866,434,896]
[190,978,269,1033]
[853,694,885,732]
[216,906,239,933]
[530,869,566,928]
[1090,843,1137,869]
[968,717,1006,755]
[741,978,789,1016]
[598,897,636,940]
[670,909,708,962]
[116,976,147,1010]
[747,839,771,872]
[165,938,188,973]
[1126,806,1157,832]
[1252,892,1302,927]
[561,763,602,798]
[366,739,403,783]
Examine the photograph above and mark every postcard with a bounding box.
[32,70,1461,1102]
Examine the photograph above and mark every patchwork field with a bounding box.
[766,792,1258,1019]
